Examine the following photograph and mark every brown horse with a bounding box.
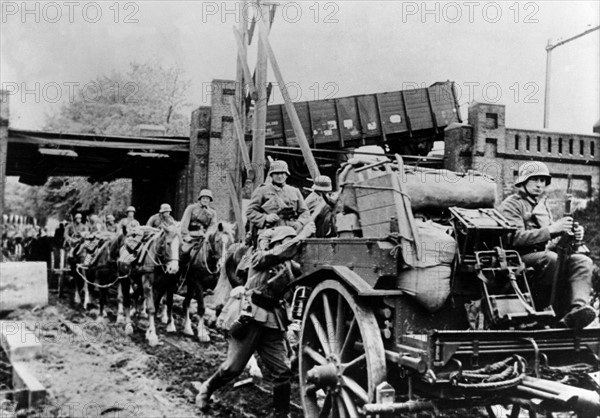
[182,222,235,342]
[118,225,181,346]
[76,232,123,320]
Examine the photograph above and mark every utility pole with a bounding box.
[543,25,599,129]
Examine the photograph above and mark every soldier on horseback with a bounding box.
[118,206,140,235]
[180,189,217,268]
[146,203,176,229]
[246,160,310,246]
[65,213,90,257]
[104,214,118,233]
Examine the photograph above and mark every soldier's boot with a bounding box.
[558,304,596,329]
[195,378,214,413]
[272,383,291,418]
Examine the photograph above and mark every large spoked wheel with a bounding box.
[299,280,387,417]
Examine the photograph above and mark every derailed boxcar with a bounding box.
[291,157,600,417]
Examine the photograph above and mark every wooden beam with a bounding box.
[233,27,258,101]
[251,1,270,188]
[229,97,253,177]
[0,91,8,260]
[8,135,188,151]
[226,172,245,241]
[258,13,320,180]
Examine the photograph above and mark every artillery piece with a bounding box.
[291,156,600,417]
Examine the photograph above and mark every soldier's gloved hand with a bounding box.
[573,224,584,241]
[549,216,574,235]
[265,213,280,224]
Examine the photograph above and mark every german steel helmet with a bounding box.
[159,203,172,213]
[311,175,332,192]
[268,160,290,176]
[258,228,274,243]
[198,189,213,201]
[126,206,136,213]
[270,226,297,246]
[515,161,551,187]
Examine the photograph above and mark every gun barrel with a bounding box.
[517,376,600,415]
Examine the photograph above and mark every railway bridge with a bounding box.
[1,79,598,227]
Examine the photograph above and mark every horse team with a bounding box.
[50,221,237,346]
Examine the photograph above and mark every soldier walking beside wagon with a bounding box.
[197,222,316,417]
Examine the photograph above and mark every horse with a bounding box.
[182,222,235,342]
[120,225,181,346]
[75,232,123,321]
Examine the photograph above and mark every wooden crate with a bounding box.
[354,171,404,238]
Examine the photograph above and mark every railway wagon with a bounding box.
[263,81,461,152]
[290,156,600,417]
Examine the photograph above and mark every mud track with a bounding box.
[5,292,499,417]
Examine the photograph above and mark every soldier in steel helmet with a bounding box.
[118,206,140,235]
[304,175,337,238]
[246,160,310,245]
[65,213,90,252]
[180,189,218,263]
[498,161,595,329]
[104,214,118,233]
[196,221,315,417]
[146,203,176,229]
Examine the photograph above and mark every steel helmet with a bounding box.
[515,161,551,187]
[126,206,136,213]
[258,228,274,243]
[311,175,332,192]
[106,214,115,221]
[198,189,213,201]
[159,203,172,213]
[270,226,297,246]
[268,160,290,176]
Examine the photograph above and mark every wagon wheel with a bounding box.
[299,280,387,417]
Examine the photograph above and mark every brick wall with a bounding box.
[187,107,211,205]
[445,102,600,212]
[207,79,241,221]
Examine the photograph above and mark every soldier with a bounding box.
[104,215,118,233]
[180,189,217,265]
[197,222,316,417]
[246,160,310,244]
[88,214,105,233]
[146,203,176,229]
[65,213,90,248]
[304,175,337,238]
[498,161,595,329]
[118,206,140,235]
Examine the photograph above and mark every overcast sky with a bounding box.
[1,1,599,134]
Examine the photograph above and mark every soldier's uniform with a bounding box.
[118,206,140,235]
[105,216,118,233]
[65,215,90,259]
[246,161,309,241]
[197,226,310,418]
[146,203,176,229]
[180,190,217,255]
[498,161,594,329]
[304,175,337,238]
